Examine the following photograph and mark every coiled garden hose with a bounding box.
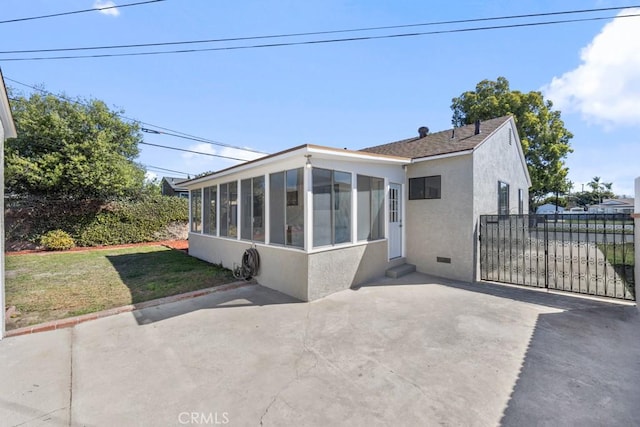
[233,248,260,280]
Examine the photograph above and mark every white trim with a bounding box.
[183,144,410,189]
[306,238,387,255]
[304,164,313,252]
[411,149,474,163]
[351,172,358,244]
[188,231,384,255]
[0,70,17,139]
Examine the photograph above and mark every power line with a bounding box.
[4,112,248,163]
[141,128,267,154]
[1,5,636,55]
[8,95,251,161]
[143,164,190,176]
[5,76,268,156]
[139,141,256,162]
[0,0,167,25]
[1,12,639,61]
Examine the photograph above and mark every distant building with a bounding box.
[588,198,634,214]
[161,177,189,198]
[536,203,564,214]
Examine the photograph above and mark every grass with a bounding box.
[597,243,635,266]
[5,246,235,330]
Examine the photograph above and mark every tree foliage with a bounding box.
[451,77,573,204]
[5,89,145,199]
[572,176,615,207]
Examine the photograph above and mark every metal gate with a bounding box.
[479,214,635,301]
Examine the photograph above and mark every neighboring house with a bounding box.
[183,115,530,301]
[536,203,564,214]
[1,69,18,339]
[161,176,189,198]
[588,198,634,214]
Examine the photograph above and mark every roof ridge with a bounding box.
[360,115,512,160]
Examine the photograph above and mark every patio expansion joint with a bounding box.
[259,303,318,426]
[67,328,74,427]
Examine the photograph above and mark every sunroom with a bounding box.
[183,144,410,301]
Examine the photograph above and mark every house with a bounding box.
[588,198,634,214]
[161,176,189,198]
[536,203,564,214]
[1,69,18,339]
[182,115,530,301]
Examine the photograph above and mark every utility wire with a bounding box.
[143,164,190,176]
[4,114,247,163]
[5,76,267,156]
[139,141,256,161]
[1,12,639,61]
[1,5,636,54]
[141,128,268,154]
[0,0,167,25]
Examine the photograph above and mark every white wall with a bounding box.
[189,233,311,300]
[189,233,392,301]
[405,155,475,282]
[472,121,531,281]
[1,120,5,338]
[473,121,530,217]
[635,177,639,307]
[307,240,388,300]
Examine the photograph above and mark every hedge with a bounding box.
[5,195,188,248]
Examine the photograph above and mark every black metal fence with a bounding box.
[479,214,635,301]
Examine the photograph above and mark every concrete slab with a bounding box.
[0,328,72,426]
[1,274,639,426]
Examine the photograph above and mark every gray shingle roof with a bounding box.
[360,116,512,159]
[163,176,189,191]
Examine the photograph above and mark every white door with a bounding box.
[389,183,402,259]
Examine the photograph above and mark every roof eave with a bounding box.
[182,143,411,188]
[0,69,17,139]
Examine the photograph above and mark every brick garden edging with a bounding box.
[5,239,189,256]
[5,280,255,338]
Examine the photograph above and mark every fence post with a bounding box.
[635,177,639,307]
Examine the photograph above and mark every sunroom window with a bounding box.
[190,189,202,233]
[220,181,238,238]
[241,176,265,242]
[203,185,217,235]
[313,168,352,247]
[357,175,384,241]
[270,168,304,248]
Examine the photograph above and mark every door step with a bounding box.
[385,263,416,278]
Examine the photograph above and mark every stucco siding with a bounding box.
[189,233,309,300]
[472,121,531,281]
[307,240,388,300]
[405,155,475,282]
[473,122,530,217]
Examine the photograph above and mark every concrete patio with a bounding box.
[1,273,638,426]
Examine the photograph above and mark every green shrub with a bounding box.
[6,195,188,249]
[76,195,188,246]
[40,230,76,251]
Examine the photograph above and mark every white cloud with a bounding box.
[543,9,640,127]
[181,143,266,173]
[144,171,158,182]
[94,0,120,16]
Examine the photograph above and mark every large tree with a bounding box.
[451,77,573,205]
[5,89,145,199]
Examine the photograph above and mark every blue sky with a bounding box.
[1,0,639,195]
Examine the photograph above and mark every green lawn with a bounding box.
[5,246,234,330]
